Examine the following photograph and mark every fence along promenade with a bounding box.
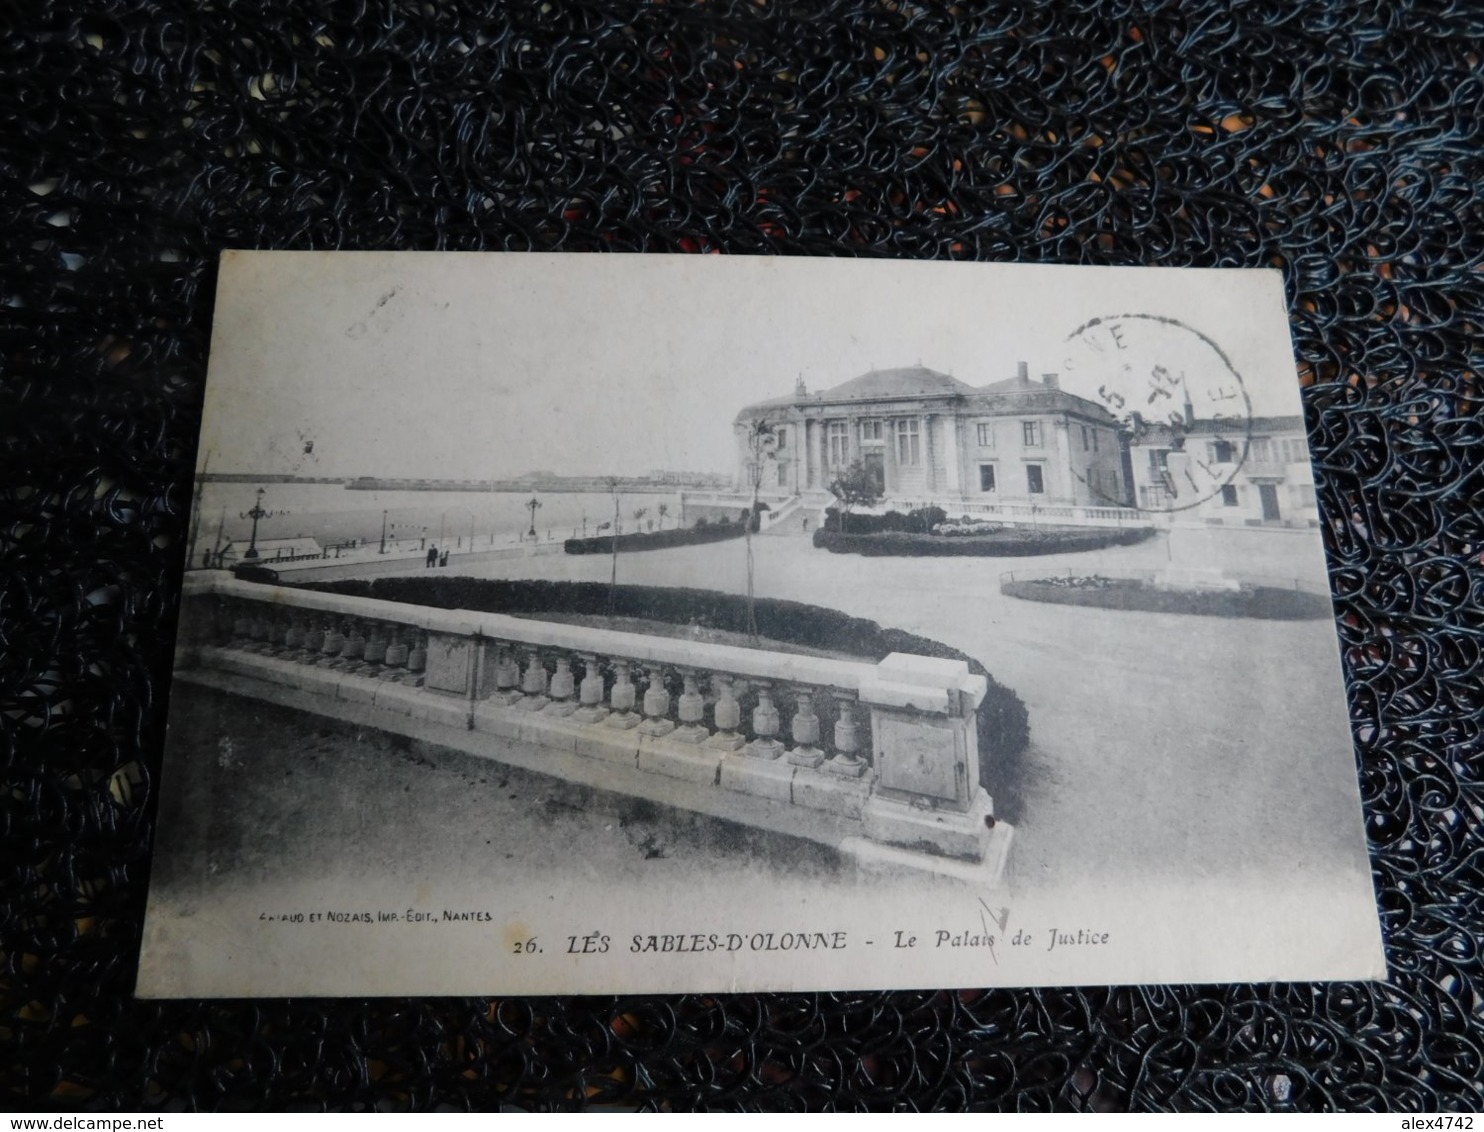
[175,576,1013,876]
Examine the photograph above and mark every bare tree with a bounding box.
[743,418,780,643]
[657,501,670,529]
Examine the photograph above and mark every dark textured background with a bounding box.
[3,0,1481,1112]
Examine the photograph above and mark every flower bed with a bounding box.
[1001,575,1332,619]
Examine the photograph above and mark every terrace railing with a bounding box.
[177,577,1005,867]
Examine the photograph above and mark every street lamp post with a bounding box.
[240,488,275,559]
[379,509,389,554]
[526,495,542,538]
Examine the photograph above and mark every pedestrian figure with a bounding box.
[802,515,809,532]
[426,544,438,568]
[439,550,449,567]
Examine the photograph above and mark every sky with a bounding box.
[198,252,1308,479]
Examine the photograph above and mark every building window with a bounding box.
[1022,420,1042,448]
[826,421,849,466]
[1093,429,1099,452]
[1221,484,1238,506]
[861,419,883,441]
[1213,439,1235,462]
[1026,465,1045,494]
[776,427,788,450]
[976,422,994,448]
[1251,438,1270,461]
[979,464,996,492]
[894,419,921,465]
[777,461,789,488]
[1081,425,1089,451]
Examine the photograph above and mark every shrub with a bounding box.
[564,521,743,555]
[283,576,1032,810]
[812,526,1154,557]
[230,564,282,584]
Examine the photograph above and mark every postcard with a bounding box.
[137,252,1385,996]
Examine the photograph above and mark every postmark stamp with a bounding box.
[1058,313,1255,513]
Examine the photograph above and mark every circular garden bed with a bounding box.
[1001,574,1333,619]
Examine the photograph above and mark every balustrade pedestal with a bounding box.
[859,653,996,861]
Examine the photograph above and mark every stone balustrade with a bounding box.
[177,577,1007,867]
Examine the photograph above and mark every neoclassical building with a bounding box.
[734,363,1129,508]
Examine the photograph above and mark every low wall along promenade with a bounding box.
[175,577,1014,877]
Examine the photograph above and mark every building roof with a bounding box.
[735,364,1122,423]
[1130,414,1306,446]
[966,373,1117,421]
[736,366,987,422]
[817,366,978,402]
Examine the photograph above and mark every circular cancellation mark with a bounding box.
[1057,313,1256,514]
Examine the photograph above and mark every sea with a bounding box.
[190,481,685,557]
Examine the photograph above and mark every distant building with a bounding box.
[1127,414,1317,527]
[733,362,1129,508]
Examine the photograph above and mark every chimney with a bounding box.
[1016,360,1029,382]
[1183,387,1195,427]
[1042,372,1060,391]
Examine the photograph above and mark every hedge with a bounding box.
[1002,577,1332,620]
[565,521,745,555]
[284,575,1031,818]
[822,506,946,535]
[812,525,1155,557]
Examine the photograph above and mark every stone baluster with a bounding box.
[545,654,577,716]
[747,681,782,758]
[824,690,869,778]
[276,613,299,655]
[341,619,367,668]
[301,617,327,659]
[603,659,639,729]
[519,647,549,710]
[361,621,388,671]
[327,619,357,668]
[704,674,746,751]
[380,626,408,678]
[637,667,675,737]
[787,687,824,768]
[404,630,427,684]
[672,668,708,744]
[573,653,608,723]
[490,641,523,704]
[247,608,270,648]
[260,612,287,655]
[283,614,306,655]
[315,617,345,665]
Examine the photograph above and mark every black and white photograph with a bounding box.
[137,252,1384,997]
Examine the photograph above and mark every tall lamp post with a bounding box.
[526,495,542,538]
[379,509,389,554]
[240,487,275,559]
